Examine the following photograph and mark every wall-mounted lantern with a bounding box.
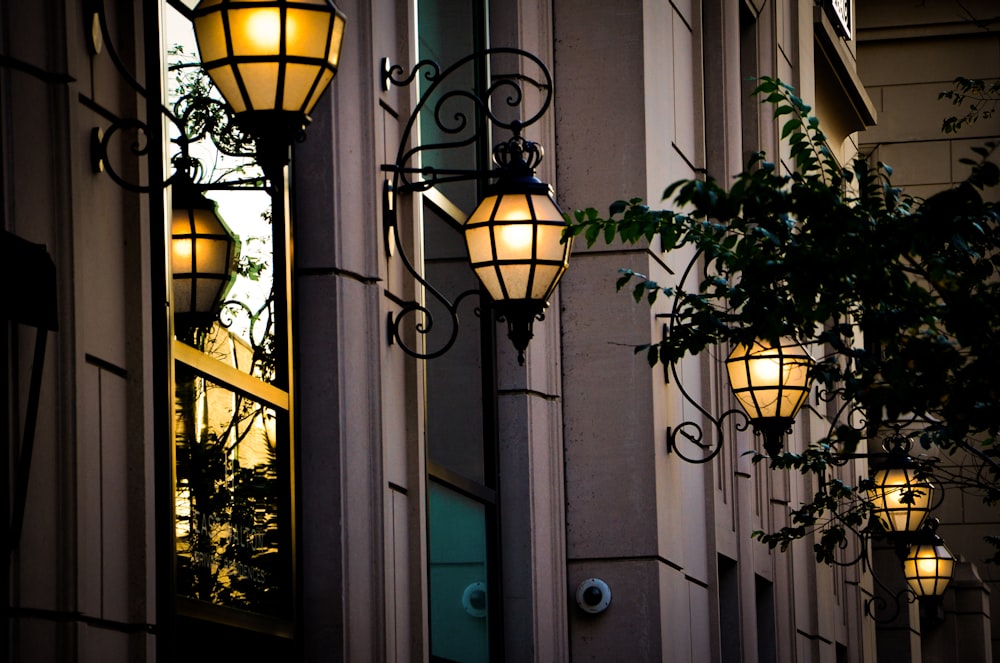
[464,133,571,364]
[171,183,241,326]
[902,518,956,598]
[868,432,935,534]
[192,0,347,176]
[725,337,815,457]
[380,49,568,363]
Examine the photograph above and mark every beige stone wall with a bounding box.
[859,0,1000,198]
[4,0,161,660]
[8,0,994,660]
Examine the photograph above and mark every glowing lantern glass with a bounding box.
[171,187,240,324]
[464,135,571,364]
[902,519,956,597]
[868,433,934,534]
[192,0,346,119]
[726,338,814,456]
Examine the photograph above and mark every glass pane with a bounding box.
[174,363,291,618]
[428,482,490,663]
[417,0,480,212]
[424,203,485,484]
[166,4,280,386]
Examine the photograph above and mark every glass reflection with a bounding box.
[174,363,288,616]
[167,4,279,385]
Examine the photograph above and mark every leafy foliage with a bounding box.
[940,76,1000,134]
[565,76,1000,564]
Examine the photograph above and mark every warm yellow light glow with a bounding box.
[726,338,814,421]
[498,223,534,253]
[463,187,570,305]
[494,196,532,221]
[171,193,239,316]
[193,0,346,116]
[868,465,933,533]
[903,541,955,597]
[240,8,282,54]
[172,238,193,267]
[751,356,782,384]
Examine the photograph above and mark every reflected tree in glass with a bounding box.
[174,366,286,615]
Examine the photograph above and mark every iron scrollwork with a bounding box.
[661,245,755,463]
[86,0,261,195]
[661,240,874,463]
[380,48,553,359]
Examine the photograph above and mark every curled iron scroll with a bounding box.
[381,48,553,359]
[662,245,755,463]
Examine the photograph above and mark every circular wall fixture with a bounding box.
[462,581,488,618]
[576,578,611,614]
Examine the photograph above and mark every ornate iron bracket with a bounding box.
[659,243,876,463]
[661,245,759,462]
[380,49,553,359]
[85,0,262,195]
[864,583,919,624]
[663,330,753,463]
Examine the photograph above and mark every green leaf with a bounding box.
[781,118,803,139]
[604,223,618,245]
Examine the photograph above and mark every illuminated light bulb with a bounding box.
[244,9,282,51]
[498,223,534,253]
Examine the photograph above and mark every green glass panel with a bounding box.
[428,482,489,663]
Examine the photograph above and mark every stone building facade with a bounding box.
[2,0,996,661]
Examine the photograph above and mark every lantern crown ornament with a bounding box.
[464,129,572,365]
[192,0,347,175]
[868,432,935,534]
[725,337,815,458]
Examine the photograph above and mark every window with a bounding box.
[719,555,741,663]
[164,1,296,648]
[417,0,502,660]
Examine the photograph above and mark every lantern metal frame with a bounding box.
[867,431,936,535]
[901,517,956,598]
[190,0,347,178]
[725,337,815,458]
[464,133,571,364]
[660,245,823,464]
[380,48,564,361]
[191,0,346,116]
[170,176,242,329]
